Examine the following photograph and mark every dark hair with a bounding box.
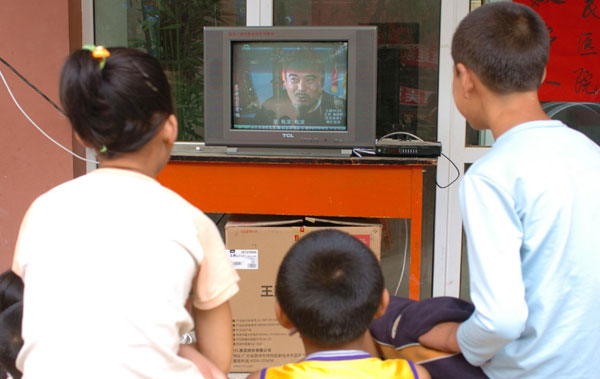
[276,229,384,345]
[59,47,174,158]
[0,271,23,379]
[451,2,549,93]
[0,302,23,379]
[284,49,325,77]
[0,271,23,312]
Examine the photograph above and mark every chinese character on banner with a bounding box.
[398,45,439,69]
[514,0,599,102]
[399,86,436,106]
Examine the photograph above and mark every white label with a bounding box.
[228,249,259,270]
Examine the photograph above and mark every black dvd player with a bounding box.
[375,139,442,157]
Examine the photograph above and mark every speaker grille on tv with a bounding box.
[354,28,377,143]
[204,29,224,140]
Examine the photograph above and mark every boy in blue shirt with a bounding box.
[419,3,600,378]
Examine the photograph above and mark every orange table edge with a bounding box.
[158,155,436,300]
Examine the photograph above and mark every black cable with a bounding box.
[436,152,461,189]
[0,56,66,116]
[379,131,461,189]
[214,213,227,226]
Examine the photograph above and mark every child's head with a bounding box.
[451,2,549,94]
[59,47,175,159]
[275,229,386,346]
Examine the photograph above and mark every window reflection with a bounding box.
[95,0,244,141]
[274,0,441,299]
[544,102,600,145]
[274,0,441,142]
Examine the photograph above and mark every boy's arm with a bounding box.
[456,175,528,365]
[417,321,461,353]
[193,301,234,374]
[246,370,263,379]
[414,363,431,379]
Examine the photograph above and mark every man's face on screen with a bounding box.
[284,69,323,114]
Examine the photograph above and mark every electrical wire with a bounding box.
[378,131,423,142]
[214,213,227,226]
[352,148,376,157]
[394,218,409,296]
[437,152,461,189]
[0,65,98,164]
[378,131,461,188]
[0,57,66,116]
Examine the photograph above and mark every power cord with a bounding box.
[352,148,375,157]
[394,218,409,296]
[214,213,227,226]
[378,131,460,189]
[0,57,66,116]
[0,57,98,164]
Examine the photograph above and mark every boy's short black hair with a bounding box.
[451,2,549,94]
[276,229,384,345]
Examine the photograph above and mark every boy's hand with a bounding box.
[417,321,461,353]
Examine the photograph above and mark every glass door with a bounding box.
[93,0,246,142]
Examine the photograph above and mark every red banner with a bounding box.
[398,86,436,106]
[514,0,599,102]
[398,45,439,69]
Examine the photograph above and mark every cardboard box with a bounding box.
[225,214,382,373]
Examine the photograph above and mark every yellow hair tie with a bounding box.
[83,45,110,70]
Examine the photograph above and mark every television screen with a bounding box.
[203,26,377,154]
[231,42,349,132]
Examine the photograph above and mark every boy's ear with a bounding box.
[275,300,295,329]
[373,288,390,320]
[541,67,547,85]
[161,114,178,146]
[456,63,476,98]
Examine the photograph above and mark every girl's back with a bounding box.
[12,47,239,378]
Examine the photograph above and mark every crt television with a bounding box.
[203,26,377,155]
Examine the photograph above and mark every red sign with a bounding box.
[398,45,439,69]
[399,86,436,106]
[514,0,599,102]
[352,234,371,248]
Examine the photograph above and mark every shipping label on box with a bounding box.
[225,215,382,373]
[229,249,259,269]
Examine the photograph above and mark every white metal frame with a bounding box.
[433,0,492,296]
[247,0,272,26]
[82,0,98,172]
